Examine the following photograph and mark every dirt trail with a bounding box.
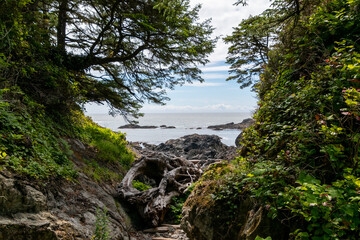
[142,224,189,240]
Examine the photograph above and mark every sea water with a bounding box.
[87,112,253,146]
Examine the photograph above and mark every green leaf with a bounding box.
[298,172,321,185]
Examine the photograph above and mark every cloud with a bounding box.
[141,103,256,113]
[183,82,224,87]
[200,65,230,72]
[190,0,271,62]
[201,72,229,80]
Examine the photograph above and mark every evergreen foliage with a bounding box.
[194,0,360,239]
[0,0,213,180]
[0,0,216,118]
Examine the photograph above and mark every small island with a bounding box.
[119,124,158,129]
[207,118,255,130]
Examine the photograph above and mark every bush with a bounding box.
[132,180,151,191]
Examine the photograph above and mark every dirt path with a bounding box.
[142,224,189,240]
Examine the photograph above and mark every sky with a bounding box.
[86,0,270,114]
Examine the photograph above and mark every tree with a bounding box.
[224,0,317,90]
[1,0,216,118]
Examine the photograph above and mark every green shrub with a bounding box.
[195,0,360,239]
[92,208,110,240]
[0,88,134,181]
[76,113,134,169]
[132,180,151,191]
[168,184,194,224]
[0,88,77,179]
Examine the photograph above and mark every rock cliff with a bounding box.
[0,139,149,240]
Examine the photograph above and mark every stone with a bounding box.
[149,134,237,162]
[143,226,170,233]
[181,184,290,240]
[208,118,255,131]
[119,124,158,129]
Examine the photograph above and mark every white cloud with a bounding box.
[183,82,224,87]
[141,103,256,113]
[200,65,230,72]
[191,0,271,62]
[201,72,229,79]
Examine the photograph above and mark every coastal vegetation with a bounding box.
[0,0,215,180]
[2,0,360,239]
[185,0,360,239]
[0,1,215,237]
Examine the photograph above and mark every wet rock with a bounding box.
[149,134,237,161]
[208,118,255,130]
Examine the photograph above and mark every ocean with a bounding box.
[87,112,253,146]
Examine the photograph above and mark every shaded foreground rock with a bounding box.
[118,151,201,228]
[0,170,134,240]
[181,185,291,240]
[208,118,255,130]
[0,139,157,240]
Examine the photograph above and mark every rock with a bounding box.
[181,182,290,240]
[0,174,47,215]
[160,125,176,129]
[141,224,189,240]
[235,132,244,147]
[0,213,57,240]
[149,134,237,162]
[208,118,255,131]
[119,124,158,129]
[143,226,170,233]
[0,135,152,240]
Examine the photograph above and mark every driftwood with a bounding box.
[117,151,201,227]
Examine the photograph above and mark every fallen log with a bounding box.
[117,151,201,227]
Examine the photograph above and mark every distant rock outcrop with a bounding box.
[208,118,255,130]
[160,125,176,129]
[119,124,158,129]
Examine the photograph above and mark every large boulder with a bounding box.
[181,180,291,240]
[147,134,237,161]
[0,169,135,240]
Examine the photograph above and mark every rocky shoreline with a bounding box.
[207,118,255,130]
[119,118,254,131]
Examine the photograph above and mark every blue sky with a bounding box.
[86,0,269,114]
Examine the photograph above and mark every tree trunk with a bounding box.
[57,0,68,53]
[118,151,201,227]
